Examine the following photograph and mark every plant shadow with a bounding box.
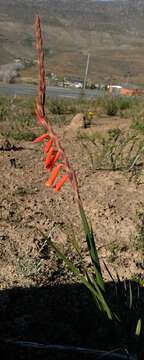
[0,281,143,359]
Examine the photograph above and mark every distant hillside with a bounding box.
[0,0,144,83]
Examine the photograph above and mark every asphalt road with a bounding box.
[0,83,104,99]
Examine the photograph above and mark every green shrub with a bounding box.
[48,99,68,114]
[117,96,134,110]
[131,120,144,133]
[105,98,119,116]
[108,127,121,141]
[0,105,8,121]
[0,98,10,121]
[16,113,35,127]
[10,131,36,141]
[104,96,139,117]
[94,95,107,108]
[48,98,79,115]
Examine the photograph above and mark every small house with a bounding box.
[108,84,144,96]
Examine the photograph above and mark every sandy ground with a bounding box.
[0,115,143,290]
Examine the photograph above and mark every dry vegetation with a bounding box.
[1,0,144,83]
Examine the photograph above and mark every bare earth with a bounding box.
[0,115,143,290]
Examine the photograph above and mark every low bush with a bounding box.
[105,98,119,116]
[10,130,36,141]
[131,120,144,134]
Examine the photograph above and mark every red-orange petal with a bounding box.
[47,149,62,171]
[54,174,69,192]
[46,164,62,187]
[33,133,49,143]
[44,138,53,153]
[45,147,55,168]
[53,149,62,163]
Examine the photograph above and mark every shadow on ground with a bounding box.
[0,282,143,359]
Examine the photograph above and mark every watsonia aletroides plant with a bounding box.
[33,15,114,320]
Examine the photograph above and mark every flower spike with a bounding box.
[34,15,79,195]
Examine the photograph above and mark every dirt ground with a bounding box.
[0,113,144,358]
[0,114,143,288]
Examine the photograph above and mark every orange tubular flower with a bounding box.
[46,163,62,187]
[33,133,49,143]
[47,149,63,172]
[45,147,55,168]
[54,174,69,192]
[44,138,53,153]
[52,149,62,163]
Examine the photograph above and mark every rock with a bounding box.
[67,113,85,130]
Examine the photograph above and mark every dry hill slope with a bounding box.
[0,0,144,82]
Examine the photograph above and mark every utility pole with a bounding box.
[83,53,90,90]
[126,71,130,85]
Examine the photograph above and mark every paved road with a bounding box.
[0,83,104,99]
